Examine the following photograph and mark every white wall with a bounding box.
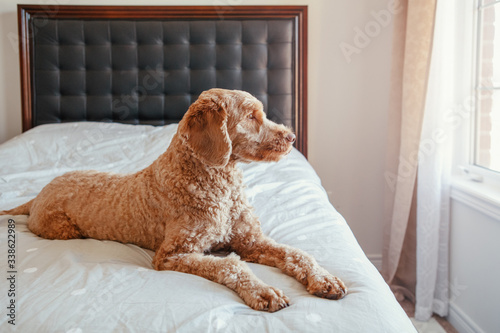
[446,1,500,331]
[448,195,500,333]
[0,1,22,142]
[0,0,394,263]
[308,0,393,267]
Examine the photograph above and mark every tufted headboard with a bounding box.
[18,5,307,156]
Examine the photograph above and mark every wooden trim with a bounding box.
[296,6,308,157]
[17,5,308,157]
[17,5,305,19]
[18,5,33,132]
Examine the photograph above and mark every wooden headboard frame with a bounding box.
[18,5,308,156]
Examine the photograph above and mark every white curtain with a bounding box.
[415,0,454,321]
[382,0,436,304]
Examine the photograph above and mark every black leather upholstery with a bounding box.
[32,18,294,128]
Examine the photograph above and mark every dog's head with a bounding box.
[178,88,295,167]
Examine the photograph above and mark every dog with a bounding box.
[1,88,346,312]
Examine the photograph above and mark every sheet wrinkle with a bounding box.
[0,123,416,332]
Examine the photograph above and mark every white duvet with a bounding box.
[0,122,416,332]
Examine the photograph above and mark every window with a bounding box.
[450,0,500,214]
[474,0,500,174]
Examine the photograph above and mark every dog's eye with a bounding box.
[247,114,255,120]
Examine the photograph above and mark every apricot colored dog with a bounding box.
[1,89,346,312]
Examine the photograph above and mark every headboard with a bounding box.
[18,5,307,156]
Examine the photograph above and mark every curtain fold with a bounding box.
[382,0,437,285]
[415,0,453,320]
[382,0,442,321]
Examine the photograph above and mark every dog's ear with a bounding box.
[178,94,232,167]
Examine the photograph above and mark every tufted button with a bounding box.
[32,18,296,130]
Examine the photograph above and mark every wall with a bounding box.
[0,0,394,264]
[308,0,394,268]
[448,194,500,333]
[446,1,500,331]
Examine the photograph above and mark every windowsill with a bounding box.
[450,176,500,221]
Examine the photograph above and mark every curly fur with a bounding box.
[1,88,346,312]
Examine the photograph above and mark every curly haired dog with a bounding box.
[1,88,346,312]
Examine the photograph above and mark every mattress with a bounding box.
[0,122,416,332]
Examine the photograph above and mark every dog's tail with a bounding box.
[0,199,34,216]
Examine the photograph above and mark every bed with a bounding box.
[0,5,416,332]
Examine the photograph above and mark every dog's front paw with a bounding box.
[307,274,347,300]
[240,285,290,312]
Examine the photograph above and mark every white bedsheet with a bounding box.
[0,123,416,332]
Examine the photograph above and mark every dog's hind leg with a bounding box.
[28,209,83,240]
[153,251,290,312]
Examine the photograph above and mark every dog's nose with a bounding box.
[286,133,296,143]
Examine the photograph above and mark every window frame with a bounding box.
[451,0,500,209]
[470,0,500,179]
